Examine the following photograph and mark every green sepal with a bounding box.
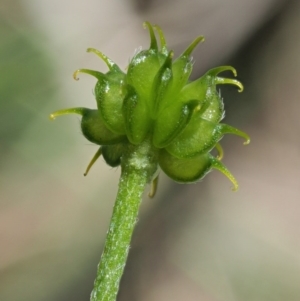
[178,66,243,124]
[148,175,159,198]
[158,149,238,190]
[153,99,199,148]
[126,50,167,109]
[50,107,125,145]
[84,147,102,176]
[207,66,243,92]
[215,143,224,160]
[169,36,204,99]
[123,85,151,145]
[196,67,243,121]
[150,51,174,116]
[158,149,213,183]
[178,76,222,125]
[170,57,193,97]
[217,124,250,145]
[81,109,126,145]
[73,69,106,81]
[201,89,224,123]
[166,111,250,158]
[95,72,126,135]
[166,114,220,158]
[210,157,239,191]
[72,63,126,135]
[86,47,124,74]
[143,21,158,51]
[101,143,126,167]
[178,74,207,103]
[153,25,168,55]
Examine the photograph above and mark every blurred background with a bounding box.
[1,0,300,300]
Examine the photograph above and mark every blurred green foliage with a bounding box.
[0,17,57,153]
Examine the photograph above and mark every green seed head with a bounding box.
[50,22,250,191]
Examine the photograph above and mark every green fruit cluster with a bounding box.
[51,22,249,191]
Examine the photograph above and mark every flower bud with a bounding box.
[50,22,250,190]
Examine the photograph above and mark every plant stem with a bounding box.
[90,140,157,301]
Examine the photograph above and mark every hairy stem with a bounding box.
[90,141,157,301]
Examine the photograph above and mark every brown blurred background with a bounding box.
[1,0,300,300]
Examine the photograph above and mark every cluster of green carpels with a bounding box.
[51,22,249,192]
